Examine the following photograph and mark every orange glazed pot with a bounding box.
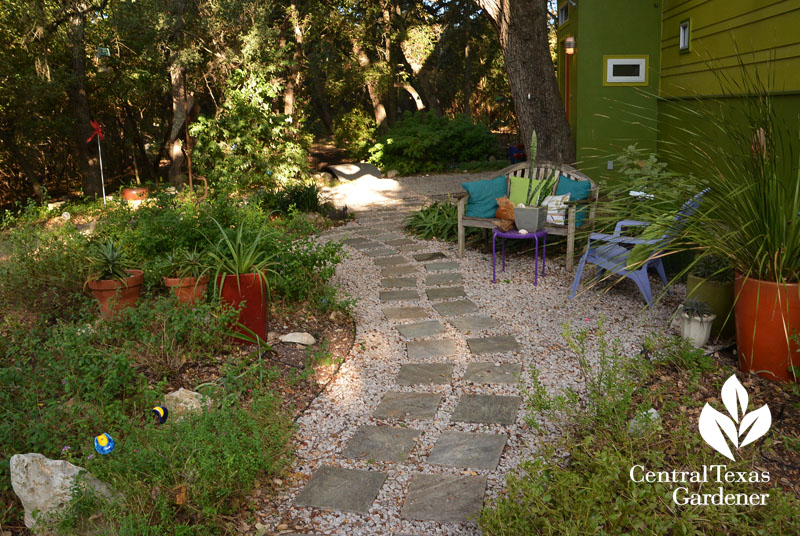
[734,275,800,382]
[87,269,144,319]
[217,273,268,343]
[120,187,150,201]
[163,275,209,304]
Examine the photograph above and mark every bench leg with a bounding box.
[458,225,465,258]
[566,216,576,271]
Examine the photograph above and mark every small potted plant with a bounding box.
[687,254,735,338]
[86,241,144,319]
[120,181,151,203]
[680,298,717,348]
[206,219,277,343]
[163,248,210,304]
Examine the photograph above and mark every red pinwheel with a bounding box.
[87,120,104,143]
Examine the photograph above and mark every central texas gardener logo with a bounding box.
[698,375,772,461]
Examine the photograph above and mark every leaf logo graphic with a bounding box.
[698,375,771,461]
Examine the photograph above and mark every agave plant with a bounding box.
[86,241,130,282]
[205,218,278,289]
[165,248,209,279]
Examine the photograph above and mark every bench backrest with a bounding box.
[494,161,599,202]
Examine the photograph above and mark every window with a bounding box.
[559,4,569,26]
[603,56,648,85]
[679,19,691,52]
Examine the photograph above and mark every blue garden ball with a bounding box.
[94,433,115,455]
[152,406,168,424]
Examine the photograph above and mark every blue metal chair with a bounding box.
[569,189,709,306]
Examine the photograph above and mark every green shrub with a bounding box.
[254,180,325,214]
[333,109,377,160]
[369,112,500,175]
[405,201,480,242]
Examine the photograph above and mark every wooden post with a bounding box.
[566,205,576,271]
[457,197,466,258]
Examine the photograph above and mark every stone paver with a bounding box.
[451,394,521,425]
[386,238,415,246]
[427,431,507,470]
[432,299,479,317]
[397,244,427,253]
[396,320,444,339]
[466,335,520,354]
[448,315,500,332]
[294,466,387,513]
[363,248,397,257]
[342,425,420,462]
[425,273,463,286]
[397,363,453,385]
[374,233,405,241]
[413,252,447,262]
[343,237,372,245]
[401,474,486,523]
[426,286,467,301]
[383,307,429,321]
[374,391,441,420]
[373,256,409,267]
[381,266,418,277]
[349,242,383,250]
[424,261,460,272]
[379,290,420,302]
[463,362,523,383]
[406,339,458,359]
[381,277,417,289]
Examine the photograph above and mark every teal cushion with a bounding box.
[462,175,507,218]
[556,175,592,227]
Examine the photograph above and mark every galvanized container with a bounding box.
[514,206,546,231]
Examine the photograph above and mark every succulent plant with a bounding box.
[682,298,713,318]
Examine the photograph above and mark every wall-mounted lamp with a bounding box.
[564,36,576,55]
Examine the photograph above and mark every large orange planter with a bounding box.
[163,275,209,304]
[87,269,144,319]
[734,275,800,382]
[121,187,150,201]
[217,273,268,343]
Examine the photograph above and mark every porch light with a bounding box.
[565,36,576,55]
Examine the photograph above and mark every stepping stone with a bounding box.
[342,425,420,462]
[381,266,418,277]
[426,273,463,286]
[374,391,441,420]
[464,362,522,383]
[401,474,486,523]
[294,466,387,513]
[432,299,479,317]
[363,248,397,257]
[427,431,508,470]
[386,238,415,246]
[349,242,384,250]
[451,394,521,425]
[373,256,409,267]
[375,233,405,241]
[381,277,417,289]
[343,237,371,245]
[397,244,427,253]
[407,339,458,359]
[426,286,466,301]
[424,261,460,272]
[397,363,453,385]
[396,320,444,339]
[379,290,420,302]
[413,252,447,262]
[383,307,428,321]
[466,335,520,355]
[448,315,500,332]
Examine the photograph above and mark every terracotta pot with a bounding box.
[734,275,800,382]
[687,275,735,338]
[163,275,209,304]
[121,187,150,201]
[217,273,268,343]
[87,269,144,319]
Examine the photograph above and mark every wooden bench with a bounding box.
[456,162,598,271]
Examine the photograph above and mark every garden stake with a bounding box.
[87,119,106,204]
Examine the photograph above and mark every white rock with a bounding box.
[164,388,211,419]
[628,408,661,435]
[280,332,316,346]
[518,229,528,235]
[10,453,112,530]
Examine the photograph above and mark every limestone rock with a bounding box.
[164,388,211,419]
[10,453,112,530]
[628,408,661,435]
[279,332,316,346]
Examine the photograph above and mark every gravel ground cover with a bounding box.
[265,174,682,535]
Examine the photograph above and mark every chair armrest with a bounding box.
[613,219,651,237]
[587,232,663,247]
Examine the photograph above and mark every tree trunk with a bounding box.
[382,6,396,125]
[396,83,424,111]
[167,0,188,187]
[353,43,387,130]
[417,72,442,115]
[463,3,472,118]
[66,2,102,197]
[283,0,304,117]
[473,0,575,163]
[0,129,45,201]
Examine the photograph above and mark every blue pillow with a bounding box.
[462,175,507,218]
[556,175,592,227]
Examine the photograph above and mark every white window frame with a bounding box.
[558,4,569,26]
[679,19,691,52]
[604,57,648,85]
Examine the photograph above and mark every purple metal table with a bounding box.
[492,227,547,284]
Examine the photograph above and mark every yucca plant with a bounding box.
[205,218,278,289]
